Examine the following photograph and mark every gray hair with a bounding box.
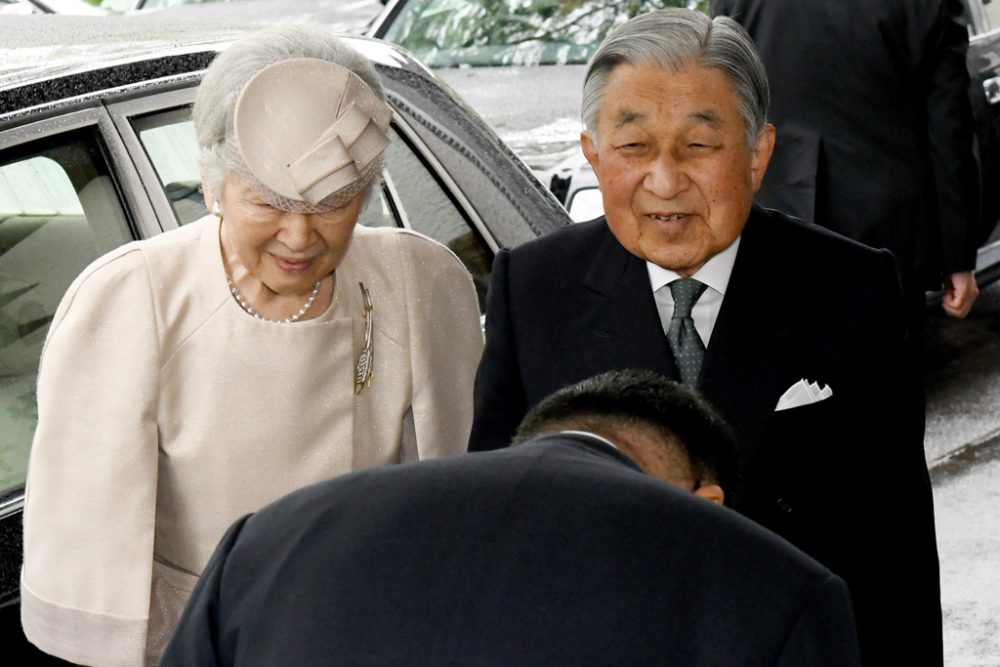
[581,8,769,146]
[193,25,386,206]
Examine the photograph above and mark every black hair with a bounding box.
[514,369,739,501]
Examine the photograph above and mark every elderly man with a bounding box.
[470,8,940,665]
[162,370,861,665]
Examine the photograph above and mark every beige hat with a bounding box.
[233,58,392,207]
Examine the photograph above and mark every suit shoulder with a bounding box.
[753,206,894,272]
[505,218,608,266]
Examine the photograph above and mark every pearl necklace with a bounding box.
[227,275,322,323]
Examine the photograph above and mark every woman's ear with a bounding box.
[694,483,725,507]
[202,181,215,212]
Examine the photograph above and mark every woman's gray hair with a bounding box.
[194,25,386,205]
[581,9,769,146]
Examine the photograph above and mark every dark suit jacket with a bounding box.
[161,434,861,666]
[469,206,941,664]
[712,0,978,288]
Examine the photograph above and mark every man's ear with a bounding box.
[750,123,776,192]
[694,483,725,506]
[581,131,600,174]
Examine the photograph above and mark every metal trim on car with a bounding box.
[387,103,501,254]
[0,494,22,521]
[106,86,200,235]
[0,107,104,150]
[971,27,1000,48]
[1,67,204,129]
[380,169,409,229]
[367,0,406,39]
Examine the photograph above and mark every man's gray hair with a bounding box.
[581,8,769,145]
[193,25,385,204]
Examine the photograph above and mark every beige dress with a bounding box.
[20,216,484,666]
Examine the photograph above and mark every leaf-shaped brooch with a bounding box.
[354,281,374,395]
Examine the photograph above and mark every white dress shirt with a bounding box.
[646,236,741,347]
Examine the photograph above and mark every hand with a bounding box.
[941,271,979,319]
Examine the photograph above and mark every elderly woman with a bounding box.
[20,26,484,666]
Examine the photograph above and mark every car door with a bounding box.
[0,103,142,661]
[965,0,1000,269]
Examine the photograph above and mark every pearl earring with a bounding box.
[212,201,222,217]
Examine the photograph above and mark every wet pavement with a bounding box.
[925,280,1000,665]
[932,439,1000,666]
[925,280,1000,462]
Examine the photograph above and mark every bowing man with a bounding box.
[162,370,860,666]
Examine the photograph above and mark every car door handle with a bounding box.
[986,76,1000,105]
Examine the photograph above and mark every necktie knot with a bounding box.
[669,278,707,319]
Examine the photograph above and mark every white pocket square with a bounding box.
[775,378,833,412]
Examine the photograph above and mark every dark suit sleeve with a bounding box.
[709,0,733,16]
[159,514,253,667]
[468,248,528,451]
[869,250,943,663]
[923,0,979,273]
[775,575,862,667]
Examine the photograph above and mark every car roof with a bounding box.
[0,15,428,119]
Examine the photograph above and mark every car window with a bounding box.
[382,126,491,309]
[974,0,1000,32]
[983,0,1000,32]
[380,0,708,67]
[133,109,208,225]
[966,0,1000,34]
[567,187,603,221]
[356,186,398,228]
[133,107,491,310]
[0,131,132,497]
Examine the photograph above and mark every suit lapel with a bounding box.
[577,222,678,381]
[699,208,800,456]
[566,214,802,460]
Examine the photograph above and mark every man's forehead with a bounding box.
[611,108,724,131]
[600,61,736,129]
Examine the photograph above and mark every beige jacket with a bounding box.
[20,216,483,665]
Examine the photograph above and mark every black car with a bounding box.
[0,16,569,657]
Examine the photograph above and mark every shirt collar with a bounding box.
[645,235,741,295]
[554,430,643,472]
[558,430,620,451]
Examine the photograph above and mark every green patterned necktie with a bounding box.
[667,278,708,386]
